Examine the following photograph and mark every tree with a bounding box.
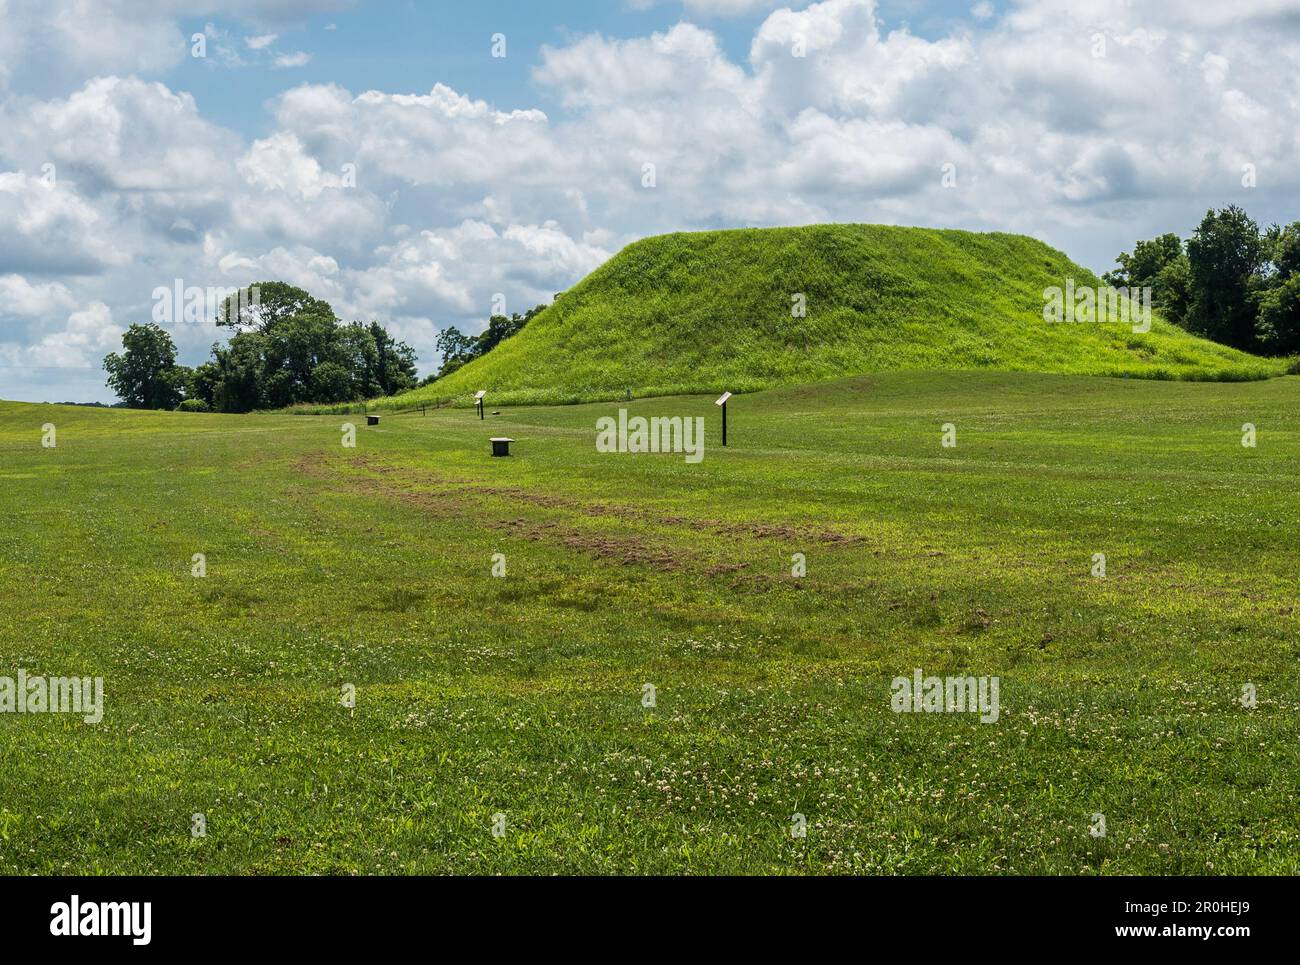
[1105,209,1300,355]
[310,361,354,403]
[1104,233,1182,289]
[187,361,222,409]
[333,322,417,398]
[1255,275,1300,355]
[336,323,381,399]
[1253,221,1300,354]
[1185,205,1265,350]
[435,326,475,377]
[218,281,336,333]
[260,312,340,408]
[1153,254,1192,328]
[1262,221,1300,280]
[369,321,418,396]
[432,304,546,380]
[476,314,521,356]
[1103,233,1191,327]
[210,331,268,413]
[110,281,422,411]
[103,323,190,410]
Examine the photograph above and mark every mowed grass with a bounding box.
[381,224,1285,410]
[2,370,1299,874]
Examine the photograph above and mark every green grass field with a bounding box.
[376,225,1285,410]
[3,370,1299,874]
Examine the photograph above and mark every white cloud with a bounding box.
[537,23,751,109]
[274,51,312,68]
[0,273,77,317]
[5,0,1300,400]
[0,300,121,370]
[341,220,612,359]
[0,171,123,273]
[0,1,340,92]
[0,0,188,95]
[238,131,342,199]
[16,77,237,194]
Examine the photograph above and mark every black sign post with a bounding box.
[715,392,731,447]
[475,390,486,420]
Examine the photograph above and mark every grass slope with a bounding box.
[2,372,1299,874]
[387,224,1284,408]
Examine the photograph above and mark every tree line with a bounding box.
[1104,205,1300,355]
[103,281,547,411]
[103,282,419,412]
[425,303,548,383]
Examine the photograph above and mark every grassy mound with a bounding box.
[382,224,1284,409]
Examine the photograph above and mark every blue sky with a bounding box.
[171,0,993,137]
[179,2,737,132]
[1,0,1296,403]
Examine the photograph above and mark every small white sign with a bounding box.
[714,392,732,406]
